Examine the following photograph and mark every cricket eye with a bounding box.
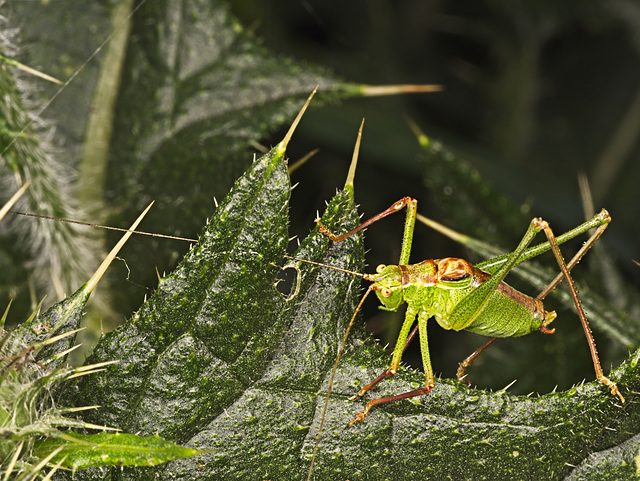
[376,264,387,273]
[380,287,392,297]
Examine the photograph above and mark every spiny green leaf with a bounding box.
[0,287,90,381]
[106,0,340,216]
[67,133,640,480]
[81,146,290,435]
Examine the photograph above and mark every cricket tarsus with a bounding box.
[349,385,434,426]
[316,198,622,426]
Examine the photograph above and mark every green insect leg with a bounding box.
[350,309,435,425]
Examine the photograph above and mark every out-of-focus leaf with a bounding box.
[99,0,359,320]
[419,134,529,245]
[33,432,201,471]
[9,0,410,323]
[0,20,93,326]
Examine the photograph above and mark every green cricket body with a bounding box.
[372,258,553,338]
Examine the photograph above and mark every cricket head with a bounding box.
[370,264,404,310]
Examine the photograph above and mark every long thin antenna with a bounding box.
[284,254,371,280]
[9,211,197,243]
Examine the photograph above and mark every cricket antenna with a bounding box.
[283,254,373,281]
[9,211,198,243]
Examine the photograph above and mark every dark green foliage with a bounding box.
[67,140,640,480]
[3,1,640,479]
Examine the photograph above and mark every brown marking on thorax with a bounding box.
[399,260,438,287]
[435,258,474,282]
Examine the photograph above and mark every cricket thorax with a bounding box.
[371,258,479,294]
[383,258,477,287]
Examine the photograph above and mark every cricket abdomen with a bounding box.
[464,272,547,337]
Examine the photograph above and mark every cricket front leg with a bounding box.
[350,306,419,403]
[351,310,435,425]
[349,322,421,401]
[316,197,418,265]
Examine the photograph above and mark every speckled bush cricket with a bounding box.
[310,198,623,425]
[291,183,625,481]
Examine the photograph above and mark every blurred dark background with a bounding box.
[229,1,640,263]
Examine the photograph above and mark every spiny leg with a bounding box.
[455,214,613,386]
[535,217,624,402]
[317,196,440,422]
[451,217,553,383]
[314,197,420,402]
[349,385,434,427]
[535,214,610,301]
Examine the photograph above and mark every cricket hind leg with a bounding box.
[456,213,609,385]
[534,217,624,402]
[455,214,624,403]
[456,337,499,384]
